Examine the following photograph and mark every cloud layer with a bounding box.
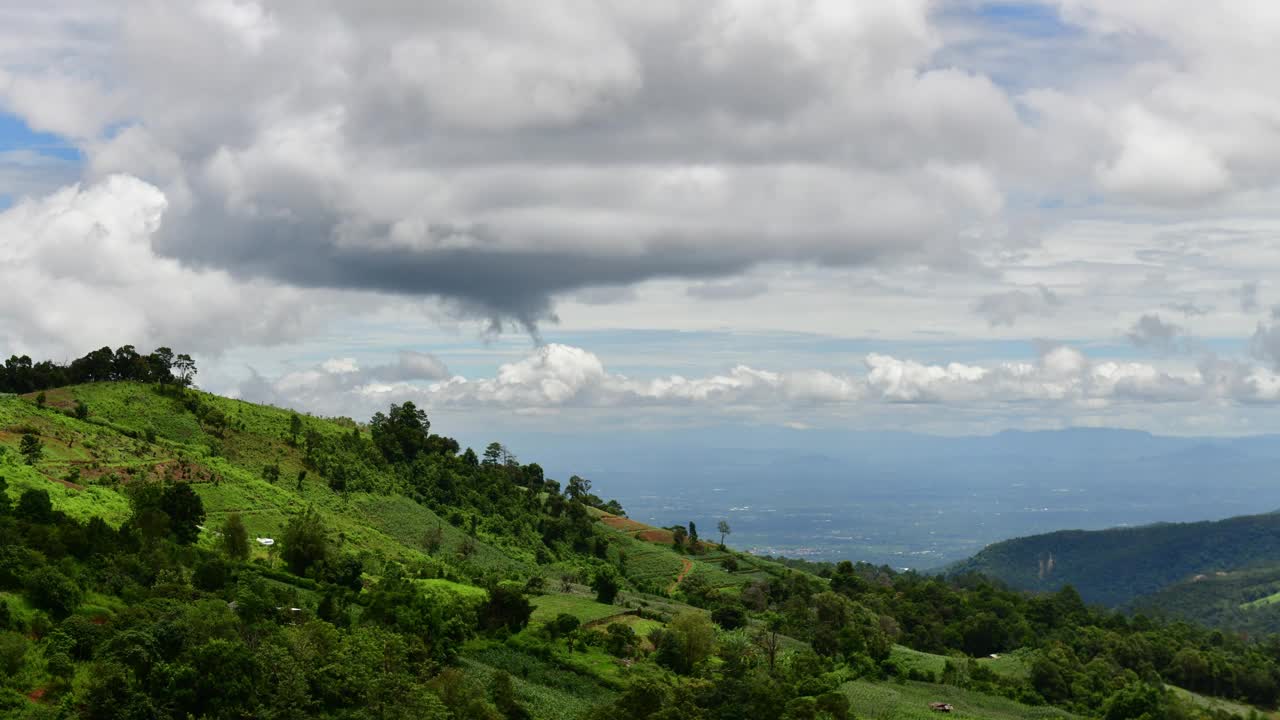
[237,342,1280,427]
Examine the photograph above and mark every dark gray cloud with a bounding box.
[3,0,1024,335]
[1238,281,1260,313]
[1250,322,1280,370]
[1165,300,1212,317]
[973,285,1061,326]
[1126,313,1185,352]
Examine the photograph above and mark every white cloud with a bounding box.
[0,175,328,357]
[236,342,1280,427]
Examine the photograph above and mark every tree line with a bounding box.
[0,345,197,394]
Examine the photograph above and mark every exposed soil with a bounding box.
[600,514,650,533]
[667,558,694,594]
[637,529,673,543]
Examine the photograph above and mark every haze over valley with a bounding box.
[502,427,1280,568]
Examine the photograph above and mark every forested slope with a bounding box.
[950,512,1280,607]
[2,347,1280,718]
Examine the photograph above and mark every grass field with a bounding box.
[1241,590,1280,610]
[842,680,1079,720]
[889,645,950,679]
[1167,684,1279,719]
[976,647,1037,680]
[530,593,630,626]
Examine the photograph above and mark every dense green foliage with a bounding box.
[1,362,1279,718]
[951,512,1280,607]
[1,345,195,393]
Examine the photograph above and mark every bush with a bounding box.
[0,632,27,676]
[711,605,747,630]
[25,566,82,619]
[592,567,621,605]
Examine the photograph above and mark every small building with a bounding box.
[256,537,275,547]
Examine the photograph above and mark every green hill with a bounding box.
[2,364,1279,718]
[949,512,1280,607]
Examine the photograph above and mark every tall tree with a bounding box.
[567,475,592,501]
[161,483,206,545]
[370,402,431,464]
[174,354,198,386]
[19,433,42,466]
[16,489,54,524]
[222,513,250,560]
[282,507,330,576]
[718,520,732,548]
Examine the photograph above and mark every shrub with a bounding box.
[25,567,82,619]
[0,632,27,676]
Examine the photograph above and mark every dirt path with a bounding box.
[667,558,693,594]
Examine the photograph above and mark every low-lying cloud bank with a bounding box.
[234,342,1280,422]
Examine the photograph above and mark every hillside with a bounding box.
[950,511,1280,607]
[2,367,1279,718]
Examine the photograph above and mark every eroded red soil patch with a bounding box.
[637,529,673,543]
[601,515,649,533]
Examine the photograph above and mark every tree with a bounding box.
[222,512,250,560]
[19,433,42,465]
[160,483,205,545]
[282,507,330,576]
[17,488,54,523]
[482,442,504,467]
[604,622,639,658]
[491,671,530,720]
[289,413,303,446]
[672,525,687,549]
[654,611,715,675]
[263,462,280,484]
[545,613,580,641]
[25,567,81,619]
[687,521,699,549]
[423,523,445,554]
[567,475,592,501]
[370,402,431,464]
[35,391,46,408]
[74,399,89,420]
[592,567,621,605]
[479,584,533,634]
[174,353,197,386]
[755,612,786,672]
[148,346,176,385]
[712,605,747,630]
[718,520,731,548]
[0,477,10,516]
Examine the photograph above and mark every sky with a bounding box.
[6,1,1280,437]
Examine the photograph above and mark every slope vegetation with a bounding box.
[951,512,1280,607]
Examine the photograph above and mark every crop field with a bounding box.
[0,387,513,572]
[462,642,618,719]
[842,680,1079,720]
